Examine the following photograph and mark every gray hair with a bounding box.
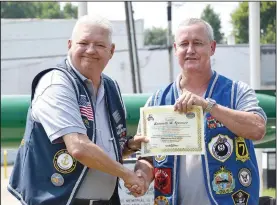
[71,14,113,44]
[175,18,214,42]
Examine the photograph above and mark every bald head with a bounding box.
[71,14,113,44]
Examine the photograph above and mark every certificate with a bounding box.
[140,105,205,157]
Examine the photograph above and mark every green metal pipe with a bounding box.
[1,93,276,148]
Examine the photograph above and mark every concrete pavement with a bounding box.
[1,166,21,205]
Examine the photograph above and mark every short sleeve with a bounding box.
[235,81,267,122]
[32,70,87,143]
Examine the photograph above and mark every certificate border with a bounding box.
[141,105,204,156]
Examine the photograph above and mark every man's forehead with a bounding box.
[176,24,209,41]
[73,24,110,41]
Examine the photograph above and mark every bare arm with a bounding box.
[209,104,266,140]
[134,157,155,185]
[63,132,142,186]
[175,86,266,141]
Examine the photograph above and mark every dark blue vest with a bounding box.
[151,71,259,205]
[8,60,126,205]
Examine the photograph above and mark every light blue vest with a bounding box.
[8,60,126,205]
[151,71,259,205]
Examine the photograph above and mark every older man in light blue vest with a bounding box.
[129,18,267,205]
[8,15,148,205]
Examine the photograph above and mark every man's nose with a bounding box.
[187,43,195,54]
[86,44,97,54]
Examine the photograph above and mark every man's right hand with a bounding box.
[123,170,145,196]
[125,169,150,197]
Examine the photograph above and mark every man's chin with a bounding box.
[182,65,200,71]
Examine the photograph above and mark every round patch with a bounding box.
[212,166,235,194]
[51,173,64,186]
[154,196,169,205]
[53,149,77,174]
[208,134,233,162]
[238,168,252,187]
[155,155,167,163]
[186,112,195,119]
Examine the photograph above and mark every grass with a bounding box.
[262,188,276,198]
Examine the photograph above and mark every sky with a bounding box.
[62,2,240,37]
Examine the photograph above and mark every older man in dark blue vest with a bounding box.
[8,14,147,205]
[130,18,267,205]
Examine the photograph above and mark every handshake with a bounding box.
[121,135,152,197]
[123,169,151,198]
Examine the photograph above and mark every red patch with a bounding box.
[154,168,172,195]
[207,116,224,129]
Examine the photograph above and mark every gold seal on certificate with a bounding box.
[140,105,205,157]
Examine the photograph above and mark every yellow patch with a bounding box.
[235,137,250,162]
[154,196,169,205]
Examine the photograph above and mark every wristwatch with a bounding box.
[204,98,216,113]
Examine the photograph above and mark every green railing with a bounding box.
[1,92,276,148]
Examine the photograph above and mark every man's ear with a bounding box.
[210,40,216,56]
[68,39,72,50]
[109,43,115,59]
[173,42,178,56]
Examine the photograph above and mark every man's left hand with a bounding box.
[127,135,149,151]
[174,90,208,113]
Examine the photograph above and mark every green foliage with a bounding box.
[262,188,276,198]
[144,27,168,46]
[201,4,224,43]
[231,2,276,44]
[1,2,77,19]
[63,3,78,19]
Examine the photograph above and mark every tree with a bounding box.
[231,2,276,44]
[201,4,224,43]
[63,3,78,19]
[144,27,168,46]
[1,2,37,18]
[36,2,64,19]
[1,2,77,19]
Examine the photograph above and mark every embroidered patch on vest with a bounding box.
[82,117,90,128]
[112,110,121,124]
[116,123,126,137]
[79,95,94,121]
[212,166,235,194]
[208,134,233,162]
[51,173,64,186]
[232,190,249,205]
[154,155,167,163]
[235,137,250,162]
[154,168,172,195]
[207,116,224,129]
[238,168,252,187]
[154,196,169,205]
[53,149,77,174]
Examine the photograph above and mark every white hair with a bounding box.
[175,18,214,42]
[71,14,113,44]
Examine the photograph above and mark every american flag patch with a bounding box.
[79,95,94,121]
